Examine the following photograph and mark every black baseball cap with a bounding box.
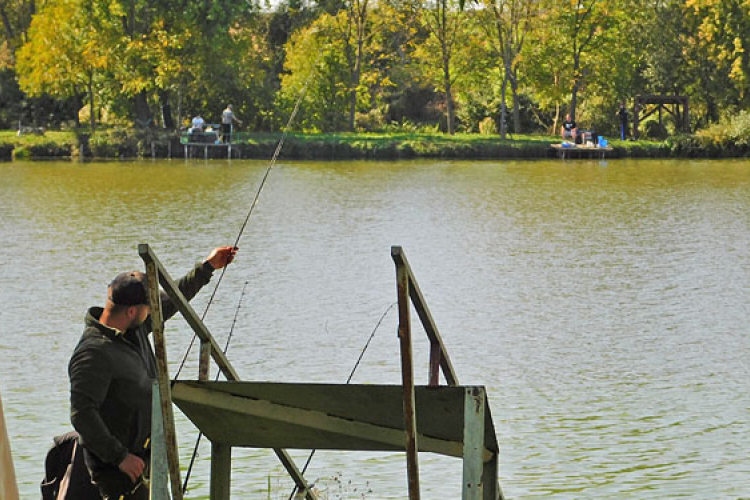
[108,271,149,306]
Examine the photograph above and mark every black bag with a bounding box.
[41,431,100,500]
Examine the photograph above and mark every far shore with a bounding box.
[1,129,745,161]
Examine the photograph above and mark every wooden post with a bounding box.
[683,98,690,133]
[144,261,183,500]
[462,387,485,500]
[482,451,503,500]
[200,341,211,381]
[150,382,170,500]
[633,97,641,139]
[0,385,18,500]
[396,254,421,500]
[210,442,232,500]
[429,342,441,386]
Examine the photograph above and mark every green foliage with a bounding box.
[5,0,750,143]
[478,117,497,135]
[686,0,750,106]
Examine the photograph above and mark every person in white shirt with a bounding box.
[190,115,205,133]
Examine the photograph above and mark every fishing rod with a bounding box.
[176,50,323,495]
[174,53,320,380]
[182,282,249,493]
[287,301,397,500]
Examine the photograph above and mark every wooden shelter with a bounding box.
[633,95,689,139]
[140,244,505,500]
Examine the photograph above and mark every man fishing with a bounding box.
[68,246,238,500]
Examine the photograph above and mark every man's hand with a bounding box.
[118,453,145,483]
[205,246,238,270]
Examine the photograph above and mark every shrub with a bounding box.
[12,146,29,160]
[479,117,497,136]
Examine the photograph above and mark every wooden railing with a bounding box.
[391,245,461,500]
[139,244,317,500]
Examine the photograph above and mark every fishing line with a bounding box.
[174,53,321,380]
[287,301,397,500]
[182,281,249,493]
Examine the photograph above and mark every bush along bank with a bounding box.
[3,129,750,160]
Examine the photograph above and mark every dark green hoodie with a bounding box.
[68,261,214,473]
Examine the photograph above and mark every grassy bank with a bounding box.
[0,129,733,161]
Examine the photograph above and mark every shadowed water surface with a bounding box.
[0,158,748,499]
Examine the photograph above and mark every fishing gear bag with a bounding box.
[40,431,100,500]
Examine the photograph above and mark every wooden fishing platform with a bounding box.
[140,244,505,500]
[551,143,614,159]
[181,141,234,159]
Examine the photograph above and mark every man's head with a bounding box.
[227,104,232,111]
[106,271,151,329]
[565,113,571,121]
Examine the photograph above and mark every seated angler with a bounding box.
[560,113,578,143]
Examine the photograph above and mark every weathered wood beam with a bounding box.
[396,255,421,500]
[463,387,485,500]
[0,385,18,500]
[391,246,459,386]
[172,383,494,460]
[139,244,239,382]
[210,443,231,500]
[150,382,170,500]
[144,260,183,500]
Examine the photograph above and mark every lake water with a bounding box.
[0,158,748,499]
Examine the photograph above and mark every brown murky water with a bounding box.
[0,158,748,498]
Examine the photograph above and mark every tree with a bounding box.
[478,0,539,136]
[417,0,467,133]
[685,0,750,108]
[279,15,353,131]
[16,0,105,129]
[554,0,619,120]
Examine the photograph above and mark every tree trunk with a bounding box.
[510,69,520,134]
[0,6,14,52]
[500,74,508,139]
[159,91,174,129]
[88,75,96,131]
[133,91,152,128]
[442,51,455,135]
[553,102,560,135]
[73,93,83,127]
[570,53,580,120]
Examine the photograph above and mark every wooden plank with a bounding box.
[0,385,18,500]
[177,382,476,443]
[429,342,441,386]
[210,443,231,500]
[274,450,318,500]
[199,341,211,381]
[150,382,170,500]
[482,452,503,500]
[396,255,421,500]
[139,244,240,382]
[391,246,459,386]
[463,387,485,500]
[171,383,478,459]
[145,261,183,500]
